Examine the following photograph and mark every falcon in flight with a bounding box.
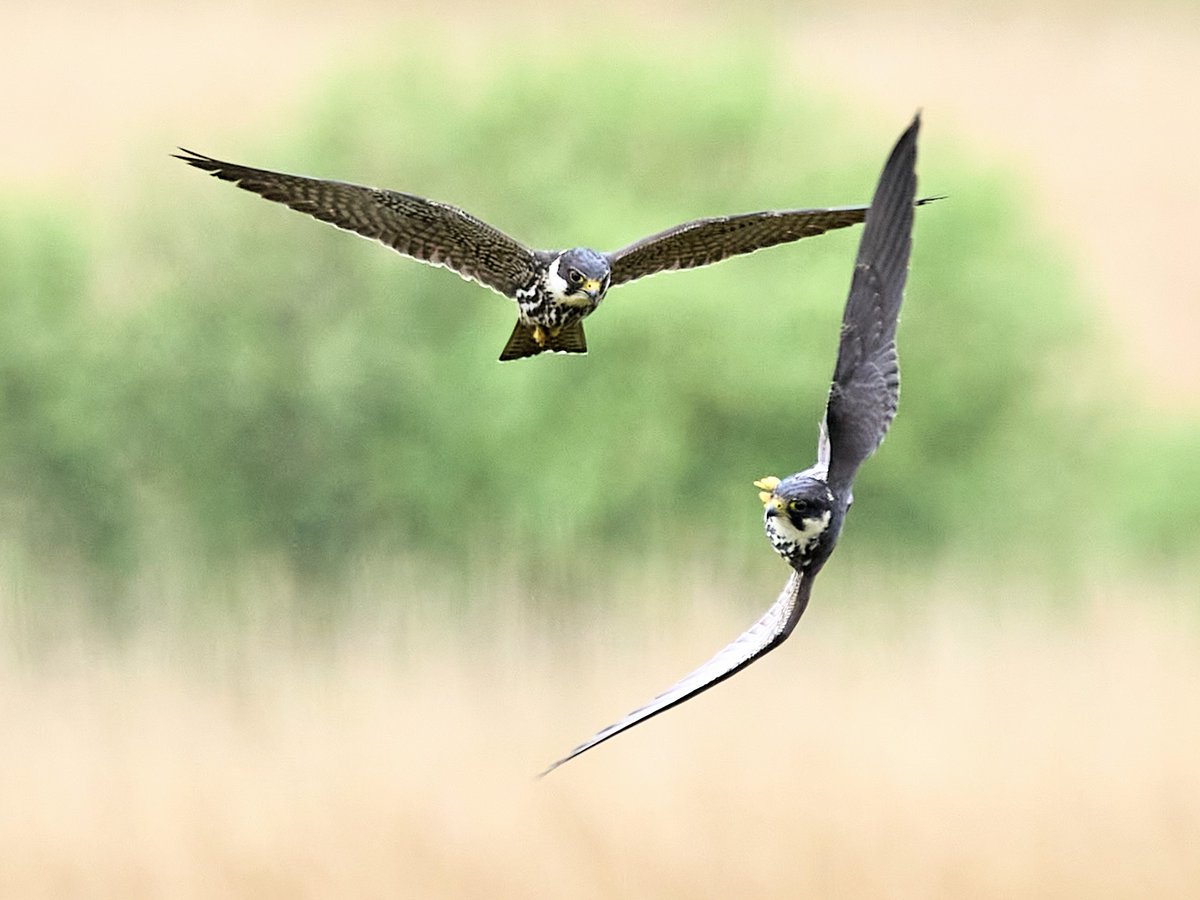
[176,147,936,361]
[541,113,924,774]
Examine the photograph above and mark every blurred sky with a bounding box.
[3,0,1198,407]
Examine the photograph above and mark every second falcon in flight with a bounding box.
[177,147,934,360]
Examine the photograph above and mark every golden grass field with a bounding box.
[2,566,1197,898]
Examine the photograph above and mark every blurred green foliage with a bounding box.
[1,43,1196,601]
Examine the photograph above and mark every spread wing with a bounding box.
[540,570,813,776]
[174,150,541,298]
[605,197,938,288]
[605,206,872,287]
[824,115,920,496]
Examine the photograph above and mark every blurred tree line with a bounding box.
[1,45,1196,605]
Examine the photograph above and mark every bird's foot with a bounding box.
[753,475,781,505]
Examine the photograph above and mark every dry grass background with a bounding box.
[2,568,1198,898]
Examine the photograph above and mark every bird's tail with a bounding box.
[498,321,588,362]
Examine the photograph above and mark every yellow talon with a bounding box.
[531,325,547,346]
[753,475,780,506]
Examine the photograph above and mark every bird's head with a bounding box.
[549,248,611,304]
[753,474,835,566]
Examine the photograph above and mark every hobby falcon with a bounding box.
[176,147,936,361]
[542,113,923,774]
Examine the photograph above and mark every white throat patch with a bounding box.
[765,508,832,559]
[544,257,570,301]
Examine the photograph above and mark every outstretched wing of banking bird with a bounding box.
[541,113,922,775]
[176,148,935,361]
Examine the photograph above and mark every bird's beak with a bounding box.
[582,278,602,299]
[753,476,781,508]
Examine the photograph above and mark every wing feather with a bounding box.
[824,115,920,495]
[175,150,540,298]
[606,206,872,287]
[606,197,938,288]
[540,571,812,775]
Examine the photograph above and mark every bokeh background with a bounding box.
[2,1,1198,896]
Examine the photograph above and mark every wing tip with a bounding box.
[173,147,223,172]
[538,731,609,778]
[536,755,571,779]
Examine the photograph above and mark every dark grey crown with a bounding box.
[772,475,835,528]
[556,247,611,290]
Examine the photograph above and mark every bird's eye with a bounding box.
[787,500,806,513]
[568,270,583,284]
